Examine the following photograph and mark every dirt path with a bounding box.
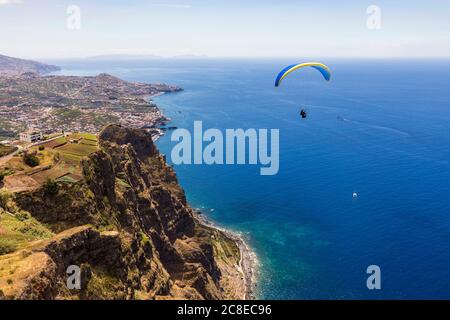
[0,145,23,166]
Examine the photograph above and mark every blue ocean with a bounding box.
[55,58,450,299]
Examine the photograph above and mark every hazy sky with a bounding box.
[1,0,450,59]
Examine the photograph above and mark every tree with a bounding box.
[0,189,12,208]
[23,152,39,167]
[43,178,58,196]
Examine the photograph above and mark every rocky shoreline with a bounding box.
[148,92,258,299]
[192,208,258,300]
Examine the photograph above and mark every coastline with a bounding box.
[193,209,258,300]
[0,66,258,299]
[149,91,258,300]
[146,92,168,142]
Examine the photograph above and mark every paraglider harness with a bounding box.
[300,109,307,119]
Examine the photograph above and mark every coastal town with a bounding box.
[0,72,181,144]
[0,70,182,191]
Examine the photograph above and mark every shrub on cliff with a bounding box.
[0,169,13,184]
[23,152,39,167]
[42,178,58,196]
[0,189,12,209]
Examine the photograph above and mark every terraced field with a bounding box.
[43,136,67,149]
[54,142,98,164]
[71,132,97,141]
[0,144,17,157]
[0,133,99,192]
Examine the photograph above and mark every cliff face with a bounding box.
[0,125,244,300]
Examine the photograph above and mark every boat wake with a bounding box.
[339,117,410,137]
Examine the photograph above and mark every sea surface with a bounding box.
[54,58,450,299]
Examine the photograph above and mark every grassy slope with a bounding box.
[0,210,54,255]
[0,145,17,157]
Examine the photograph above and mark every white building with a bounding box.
[19,130,43,143]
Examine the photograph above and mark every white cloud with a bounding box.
[0,0,22,5]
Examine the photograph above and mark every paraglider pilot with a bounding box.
[275,62,331,121]
[300,109,307,119]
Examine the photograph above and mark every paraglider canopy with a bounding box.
[275,62,331,87]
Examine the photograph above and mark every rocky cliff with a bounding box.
[0,125,245,300]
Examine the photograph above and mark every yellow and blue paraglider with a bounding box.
[275,62,331,87]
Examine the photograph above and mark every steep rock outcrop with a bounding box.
[0,125,243,300]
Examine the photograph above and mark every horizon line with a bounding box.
[4,52,450,61]
[38,55,450,61]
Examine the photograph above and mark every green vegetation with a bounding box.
[140,231,151,247]
[80,139,98,146]
[0,209,54,255]
[91,113,120,127]
[55,175,78,183]
[60,152,83,163]
[42,178,58,196]
[44,133,63,140]
[0,169,13,182]
[53,108,83,120]
[23,152,39,167]
[199,226,241,264]
[53,138,98,165]
[72,132,97,141]
[0,120,20,140]
[57,143,98,156]
[0,189,13,209]
[0,144,17,157]
[82,267,123,299]
[115,178,131,190]
[7,133,101,187]
[45,136,67,149]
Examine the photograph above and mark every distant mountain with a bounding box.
[0,54,60,75]
[86,54,162,61]
[86,54,209,60]
[172,54,209,59]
